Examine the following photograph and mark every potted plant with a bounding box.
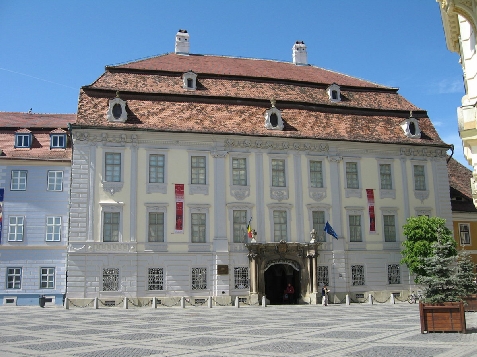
[401,216,475,333]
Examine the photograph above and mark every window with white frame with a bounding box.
[191,267,207,290]
[387,264,400,284]
[317,266,329,286]
[234,267,249,289]
[47,170,63,191]
[312,211,326,242]
[459,223,471,245]
[149,154,165,183]
[346,162,359,189]
[103,212,120,242]
[191,213,206,243]
[6,268,22,289]
[148,268,164,290]
[379,164,392,190]
[148,212,164,242]
[232,158,247,186]
[46,216,61,241]
[102,268,119,291]
[8,216,24,241]
[233,210,248,243]
[40,267,55,289]
[273,210,287,242]
[191,156,206,184]
[105,152,121,182]
[413,165,426,191]
[383,215,396,242]
[15,133,31,148]
[351,265,365,286]
[349,215,362,242]
[11,170,27,191]
[310,160,323,188]
[50,134,66,149]
[271,159,286,187]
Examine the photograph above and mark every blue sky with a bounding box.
[0,1,470,167]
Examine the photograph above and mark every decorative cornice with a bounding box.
[224,138,329,152]
[400,147,447,158]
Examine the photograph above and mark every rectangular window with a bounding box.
[351,265,365,286]
[379,164,392,190]
[11,170,27,191]
[8,216,24,242]
[191,213,206,243]
[50,134,66,148]
[6,268,22,289]
[47,170,63,191]
[233,210,247,243]
[148,212,164,242]
[271,159,286,187]
[15,134,30,148]
[414,165,426,191]
[232,158,247,186]
[40,267,55,289]
[149,154,165,183]
[383,215,396,242]
[105,153,121,182]
[346,162,359,189]
[459,223,471,245]
[46,216,61,241]
[102,268,119,291]
[317,266,329,286]
[191,267,207,290]
[191,156,206,184]
[103,212,120,242]
[310,160,323,188]
[349,215,362,242]
[312,211,326,242]
[234,267,249,289]
[148,268,164,291]
[273,210,287,242]
[387,264,401,285]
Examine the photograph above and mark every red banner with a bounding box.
[175,184,184,233]
[366,189,375,232]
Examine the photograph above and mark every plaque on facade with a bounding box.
[217,265,229,275]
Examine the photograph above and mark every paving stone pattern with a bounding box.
[0,304,476,356]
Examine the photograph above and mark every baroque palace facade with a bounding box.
[66,31,452,305]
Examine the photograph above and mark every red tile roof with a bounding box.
[0,112,76,128]
[447,157,477,212]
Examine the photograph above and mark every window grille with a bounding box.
[271,159,286,187]
[387,264,400,284]
[232,158,247,186]
[233,210,247,243]
[310,160,323,188]
[7,268,22,289]
[351,265,365,286]
[273,210,287,242]
[459,223,471,245]
[148,212,164,242]
[103,268,119,291]
[46,216,61,241]
[346,162,359,189]
[149,154,165,183]
[103,212,120,242]
[47,170,63,191]
[234,267,249,289]
[349,215,362,242]
[8,216,24,242]
[11,170,27,191]
[413,165,426,191]
[191,268,207,290]
[383,215,396,242]
[191,156,206,184]
[191,213,206,243]
[40,267,55,289]
[312,211,326,242]
[379,164,392,189]
[105,153,121,182]
[317,266,329,286]
[148,268,164,291]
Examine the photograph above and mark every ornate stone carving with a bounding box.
[147,183,167,194]
[379,189,396,199]
[414,190,429,203]
[211,151,228,158]
[400,147,447,158]
[190,184,209,195]
[224,139,329,152]
[345,188,362,198]
[102,182,123,195]
[231,187,250,200]
[309,189,326,202]
[270,188,289,201]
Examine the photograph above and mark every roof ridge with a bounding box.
[0,111,76,115]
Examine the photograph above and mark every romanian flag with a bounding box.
[247,217,253,238]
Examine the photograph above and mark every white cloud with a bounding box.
[435,78,463,94]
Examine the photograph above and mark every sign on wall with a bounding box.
[366,189,375,232]
[0,188,4,243]
[175,184,184,233]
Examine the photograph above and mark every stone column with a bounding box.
[248,251,259,304]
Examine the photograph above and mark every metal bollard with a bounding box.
[262,296,267,307]
[368,294,373,305]
[181,297,185,308]
[208,297,212,308]
[64,298,69,310]
[235,296,240,308]
[152,297,157,309]
[94,297,99,309]
[390,294,395,305]
[346,294,350,305]
[124,297,128,309]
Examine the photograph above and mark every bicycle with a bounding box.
[407,292,423,304]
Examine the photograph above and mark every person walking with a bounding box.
[322,285,330,306]
[285,283,295,304]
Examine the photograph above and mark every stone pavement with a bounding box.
[0,303,476,357]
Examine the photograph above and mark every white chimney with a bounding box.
[292,41,307,65]
[175,29,190,55]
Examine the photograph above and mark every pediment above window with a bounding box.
[264,99,284,130]
[107,95,128,123]
[401,112,421,139]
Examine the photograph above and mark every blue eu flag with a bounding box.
[324,221,338,239]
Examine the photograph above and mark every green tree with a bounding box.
[455,250,477,298]
[401,216,457,280]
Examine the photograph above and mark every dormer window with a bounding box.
[15,132,32,148]
[327,83,341,102]
[400,111,421,139]
[183,71,197,90]
[264,99,284,131]
[50,133,66,149]
[107,94,128,123]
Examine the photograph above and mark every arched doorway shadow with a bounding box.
[264,263,300,305]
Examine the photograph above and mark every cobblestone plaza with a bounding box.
[1,303,476,356]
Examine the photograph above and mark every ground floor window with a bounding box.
[387,264,401,284]
[191,267,207,290]
[7,267,22,289]
[351,265,365,286]
[317,266,329,286]
[234,267,249,289]
[40,267,55,289]
[148,268,164,290]
[103,268,119,291]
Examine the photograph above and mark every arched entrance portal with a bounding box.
[264,261,300,305]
